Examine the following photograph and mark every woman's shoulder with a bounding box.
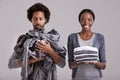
[68,33,78,37]
[67,33,78,40]
[95,32,105,39]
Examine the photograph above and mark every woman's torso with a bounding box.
[73,33,100,80]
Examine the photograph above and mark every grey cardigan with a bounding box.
[67,32,106,78]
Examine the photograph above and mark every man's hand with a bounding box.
[35,40,53,54]
[28,57,45,64]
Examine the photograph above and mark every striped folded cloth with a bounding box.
[73,46,99,63]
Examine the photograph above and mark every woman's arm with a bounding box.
[69,62,78,69]
[95,62,106,70]
[69,61,106,70]
[97,34,106,70]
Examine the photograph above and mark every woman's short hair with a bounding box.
[78,9,95,22]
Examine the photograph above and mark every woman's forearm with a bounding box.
[95,62,106,69]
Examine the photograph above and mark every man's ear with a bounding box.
[45,19,47,24]
[30,20,32,22]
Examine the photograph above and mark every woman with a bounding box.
[67,9,106,80]
[8,3,66,80]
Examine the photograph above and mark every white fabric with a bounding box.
[74,46,99,63]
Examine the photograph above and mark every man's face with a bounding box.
[31,11,47,30]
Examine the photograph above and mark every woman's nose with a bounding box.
[85,20,89,25]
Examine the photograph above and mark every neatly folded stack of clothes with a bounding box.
[74,46,99,63]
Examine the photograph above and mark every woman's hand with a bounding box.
[95,62,106,69]
[83,61,106,69]
[69,62,78,69]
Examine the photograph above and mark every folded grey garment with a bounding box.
[74,51,99,63]
[73,46,99,63]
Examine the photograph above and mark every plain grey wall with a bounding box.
[0,0,120,80]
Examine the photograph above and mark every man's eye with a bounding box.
[33,18,37,21]
[40,18,43,20]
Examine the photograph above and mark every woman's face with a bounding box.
[80,12,94,31]
[31,11,47,30]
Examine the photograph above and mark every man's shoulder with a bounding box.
[47,29,59,35]
[17,33,32,43]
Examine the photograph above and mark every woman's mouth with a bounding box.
[84,25,89,28]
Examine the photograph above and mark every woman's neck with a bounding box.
[79,30,94,40]
[80,30,93,35]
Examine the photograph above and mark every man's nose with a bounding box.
[36,19,40,24]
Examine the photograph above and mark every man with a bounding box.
[8,3,66,80]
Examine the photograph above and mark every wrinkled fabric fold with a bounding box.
[15,29,66,80]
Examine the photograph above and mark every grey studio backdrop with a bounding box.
[0,0,120,80]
